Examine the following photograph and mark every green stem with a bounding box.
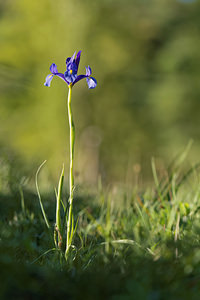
[65,84,75,259]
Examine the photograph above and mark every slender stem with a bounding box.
[65,84,75,259]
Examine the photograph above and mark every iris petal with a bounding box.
[66,61,78,73]
[44,74,54,87]
[86,66,92,76]
[66,57,71,65]
[72,74,97,89]
[69,52,76,64]
[72,74,87,85]
[50,63,58,74]
[86,77,97,89]
[75,51,82,68]
[64,71,77,84]
[56,73,69,84]
[44,72,69,87]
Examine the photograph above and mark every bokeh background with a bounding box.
[1,0,200,188]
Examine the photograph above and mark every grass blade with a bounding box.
[35,160,50,229]
[56,164,65,233]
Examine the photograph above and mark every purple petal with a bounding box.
[44,73,69,87]
[73,74,97,89]
[66,52,77,69]
[56,73,69,84]
[85,65,92,76]
[50,63,58,74]
[66,61,78,73]
[72,74,87,85]
[64,71,77,84]
[75,51,82,68]
[69,51,76,64]
[44,74,54,87]
[66,57,71,65]
[86,77,97,89]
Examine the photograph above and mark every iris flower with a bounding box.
[44,51,97,89]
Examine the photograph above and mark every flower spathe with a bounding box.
[44,51,97,89]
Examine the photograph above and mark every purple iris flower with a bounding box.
[44,51,97,89]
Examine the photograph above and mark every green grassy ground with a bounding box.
[1,159,200,299]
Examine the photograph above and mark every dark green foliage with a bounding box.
[1,164,200,300]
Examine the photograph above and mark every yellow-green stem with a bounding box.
[65,85,75,259]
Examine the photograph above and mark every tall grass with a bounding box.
[30,144,200,270]
[1,147,200,298]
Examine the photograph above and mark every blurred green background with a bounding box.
[0,0,200,187]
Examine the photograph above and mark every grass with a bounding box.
[1,154,200,299]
